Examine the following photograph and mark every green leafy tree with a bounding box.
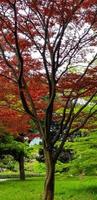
[0,134,28,180]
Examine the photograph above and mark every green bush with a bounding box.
[64,132,97,176]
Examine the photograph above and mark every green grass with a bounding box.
[0,176,97,200]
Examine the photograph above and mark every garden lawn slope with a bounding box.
[0,176,97,200]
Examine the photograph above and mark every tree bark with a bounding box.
[19,153,25,180]
[43,150,55,200]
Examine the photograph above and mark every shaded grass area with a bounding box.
[0,176,97,200]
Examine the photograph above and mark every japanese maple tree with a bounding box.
[1,0,97,199]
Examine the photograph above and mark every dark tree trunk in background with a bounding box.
[19,153,25,180]
[17,134,25,180]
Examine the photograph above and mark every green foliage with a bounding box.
[0,155,17,172]
[31,160,45,174]
[64,132,97,176]
[25,145,46,174]
[0,134,29,173]
[0,134,24,154]
[56,161,68,174]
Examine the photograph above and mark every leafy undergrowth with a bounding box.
[0,176,97,200]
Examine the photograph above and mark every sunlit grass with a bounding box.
[0,176,97,200]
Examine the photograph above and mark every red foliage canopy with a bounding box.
[0,0,97,157]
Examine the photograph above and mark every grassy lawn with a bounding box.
[0,176,97,200]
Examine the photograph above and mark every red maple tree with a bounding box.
[0,1,97,199]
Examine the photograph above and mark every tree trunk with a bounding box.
[19,153,25,180]
[43,150,55,200]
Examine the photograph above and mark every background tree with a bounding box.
[0,133,28,180]
[1,1,97,199]
[0,76,31,180]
